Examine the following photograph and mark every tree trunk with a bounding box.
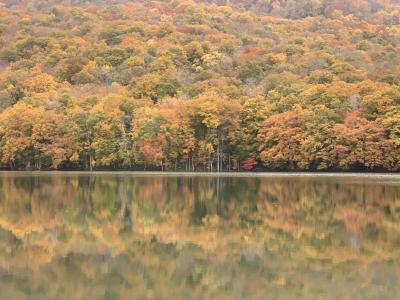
[89,154,93,171]
[217,143,220,172]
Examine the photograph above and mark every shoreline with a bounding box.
[0,170,399,179]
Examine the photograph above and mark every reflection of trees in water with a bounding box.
[1,176,399,230]
[0,175,400,299]
[0,175,399,254]
[119,177,132,233]
[78,176,94,218]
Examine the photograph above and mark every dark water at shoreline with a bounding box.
[0,173,399,299]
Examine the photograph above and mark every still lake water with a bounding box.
[0,172,400,300]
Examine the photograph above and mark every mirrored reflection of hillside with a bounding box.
[0,173,399,299]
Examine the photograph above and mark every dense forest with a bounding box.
[0,0,399,171]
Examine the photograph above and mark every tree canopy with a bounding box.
[0,0,399,171]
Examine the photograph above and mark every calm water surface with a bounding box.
[0,172,400,300]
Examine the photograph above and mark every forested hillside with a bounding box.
[0,0,399,171]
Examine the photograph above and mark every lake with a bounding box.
[0,172,399,300]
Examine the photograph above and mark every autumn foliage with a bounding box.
[0,0,399,171]
[241,158,258,171]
